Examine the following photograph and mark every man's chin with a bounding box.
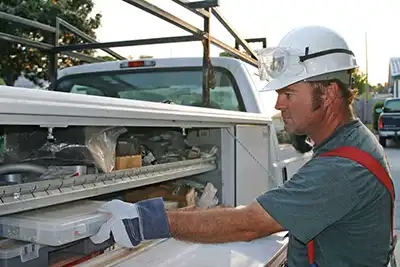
[284,125,295,134]
[284,125,306,136]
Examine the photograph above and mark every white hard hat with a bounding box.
[257,25,358,91]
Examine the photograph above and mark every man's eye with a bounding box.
[285,93,294,99]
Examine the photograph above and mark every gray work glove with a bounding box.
[90,198,171,248]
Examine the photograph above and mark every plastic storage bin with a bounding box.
[0,236,115,267]
[0,200,110,246]
[0,239,49,267]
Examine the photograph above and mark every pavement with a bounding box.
[383,140,400,265]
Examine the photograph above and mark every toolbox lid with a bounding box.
[0,200,110,246]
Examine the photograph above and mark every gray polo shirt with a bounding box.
[257,119,393,266]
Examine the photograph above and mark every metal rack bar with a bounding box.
[62,51,105,63]
[202,7,211,106]
[170,0,210,18]
[0,157,216,216]
[120,0,258,67]
[211,8,257,60]
[57,18,125,60]
[235,37,267,51]
[0,12,124,60]
[0,1,263,105]
[53,35,200,52]
[122,0,204,37]
[186,0,219,9]
[0,11,56,33]
[0,32,53,50]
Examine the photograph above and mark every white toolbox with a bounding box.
[0,200,110,246]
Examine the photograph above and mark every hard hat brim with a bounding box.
[260,66,359,92]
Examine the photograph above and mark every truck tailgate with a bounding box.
[77,232,288,267]
[381,113,400,130]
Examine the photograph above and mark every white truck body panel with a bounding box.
[0,85,269,127]
[77,233,288,267]
[235,124,274,205]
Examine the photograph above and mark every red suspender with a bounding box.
[307,240,316,266]
[306,146,395,266]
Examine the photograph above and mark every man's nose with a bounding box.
[275,94,287,111]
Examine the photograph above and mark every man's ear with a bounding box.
[323,82,340,107]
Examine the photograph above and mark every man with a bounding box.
[91,26,394,266]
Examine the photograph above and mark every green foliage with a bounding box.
[352,70,368,95]
[371,83,386,93]
[96,55,115,61]
[372,101,384,131]
[0,0,102,86]
[219,51,233,58]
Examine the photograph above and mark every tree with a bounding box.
[370,83,386,94]
[352,69,368,95]
[0,0,102,86]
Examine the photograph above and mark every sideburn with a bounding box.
[311,85,324,111]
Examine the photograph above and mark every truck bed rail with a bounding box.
[0,157,216,216]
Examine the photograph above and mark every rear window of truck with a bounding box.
[384,99,400,112]
[55,67,245,111]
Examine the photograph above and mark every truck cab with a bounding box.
[377,97,400,146]
[54,57,263,113]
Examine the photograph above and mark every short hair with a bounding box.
[309,79,357,117]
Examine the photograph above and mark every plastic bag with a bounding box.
[85,126,127,173]
[1,126,126,173]
[197,182,219,209]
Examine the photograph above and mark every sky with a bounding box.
[91,0,400,85]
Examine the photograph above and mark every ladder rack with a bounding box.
[0,0,266,106]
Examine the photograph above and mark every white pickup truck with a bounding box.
[0,56,313,267]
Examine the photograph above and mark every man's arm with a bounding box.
[167,202,284,243]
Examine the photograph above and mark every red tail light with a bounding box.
[378,115,384,129]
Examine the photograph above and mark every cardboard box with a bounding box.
[124,184,196,208]
[115,155,142,170]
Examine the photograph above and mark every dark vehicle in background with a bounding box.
[377,98,400,147]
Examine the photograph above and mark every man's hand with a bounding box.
[90,198,171,248]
